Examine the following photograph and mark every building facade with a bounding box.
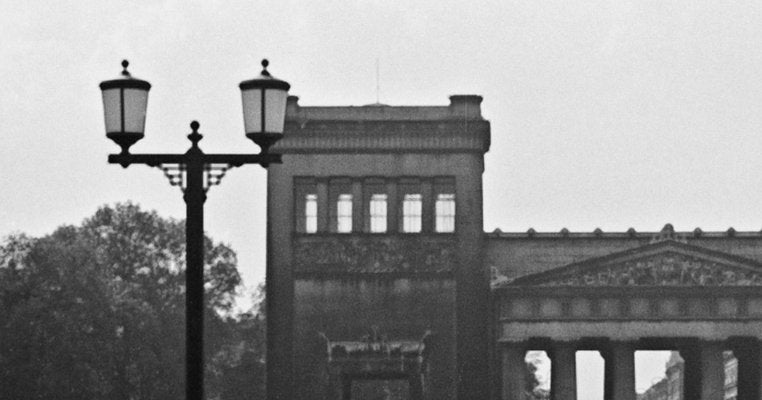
[266,95,762,400]
[638,351,738,400]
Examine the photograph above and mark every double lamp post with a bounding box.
[99,59,290,400]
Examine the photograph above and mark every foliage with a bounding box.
[525,359,550,400]
[216,287,267,400]
[0,203,265,400]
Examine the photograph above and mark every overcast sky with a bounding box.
[3,1,761,396]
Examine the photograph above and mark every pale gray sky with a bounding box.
[3,1,761,396]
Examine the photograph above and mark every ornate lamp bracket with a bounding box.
[159,162,234,194]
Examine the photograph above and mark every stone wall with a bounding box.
[293,278,456,400]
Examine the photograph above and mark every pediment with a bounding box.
[508,240,762,287]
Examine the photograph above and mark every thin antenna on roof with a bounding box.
[375,58,380,104]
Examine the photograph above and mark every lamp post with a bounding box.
[99,59,289,400]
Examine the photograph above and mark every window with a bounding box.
[329,178,352,233]
[402,193,422,233]
[336,194,353,233]
[369,194,387,232]
[435,193,455,232]
[295,178,318,233]
[304,194,317,233]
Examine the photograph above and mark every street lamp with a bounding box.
[99,59,289,400]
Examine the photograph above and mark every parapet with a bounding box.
[486,224,762,240]
[285,95,484,121]
[276,95,491,154]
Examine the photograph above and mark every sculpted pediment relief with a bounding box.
[509,241,762,287]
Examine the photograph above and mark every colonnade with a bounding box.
[500,339,762,400]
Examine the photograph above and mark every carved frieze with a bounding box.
[538,252,762,286]
[323,327,430,360]
[294,235,457,275]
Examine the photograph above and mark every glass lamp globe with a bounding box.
[239,59,290,152]
[99,60,151,153]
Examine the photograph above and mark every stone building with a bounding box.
[265,95,762,400]
[638,351,738,400]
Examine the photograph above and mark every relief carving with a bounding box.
[294,235,456,274]
[540,253,762,286]
[322,327,430,360]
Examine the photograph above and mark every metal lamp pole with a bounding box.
[100,60,289,400]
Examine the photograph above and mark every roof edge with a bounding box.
[485,227,759,239]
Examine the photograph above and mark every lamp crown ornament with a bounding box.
[121,59,131,76]
[187,120,203,148]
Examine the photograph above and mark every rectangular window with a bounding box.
[369,194,387,233]
[304,194,317,233]
[294,178,318,233]
[336,194,353,233]
[435,193,455,232]
[402,193,422,233]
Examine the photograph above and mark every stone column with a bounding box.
[698,342,725,400]
[603,342,635,400]
[501,342,527,400]
[759,342,762,400]
[732,339,761,400]
[385,180,398,232]
[326,368,342,400]
[409,374,424,400]
[316,179,329,232]
[341,377,352,400]
[351,179,363,232]
[756,340,762,399]
[550,342,577,400]
[680,344,702,400]
[421,178,434,233]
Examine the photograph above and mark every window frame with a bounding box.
[434,193,456,233]
[329,178,353,233]
[368,193,388,233]
[294,178,317,234]
[434,177,456,233]
[336,193,353,233]
[304,193,318,233]
[401,193,423,233]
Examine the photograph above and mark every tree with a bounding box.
[524,360,550,399]
[217,285,267,400]
[0,203,250,400]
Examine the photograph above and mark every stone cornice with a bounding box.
[274,120,490,154]
[485,229,762,240]
[493,285,762,296]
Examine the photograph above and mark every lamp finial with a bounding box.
[188,120,203,148]
[261,59,270,76]
[121,60,130,77]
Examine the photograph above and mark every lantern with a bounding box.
[99,60,151,153]
[239,59,290,152]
